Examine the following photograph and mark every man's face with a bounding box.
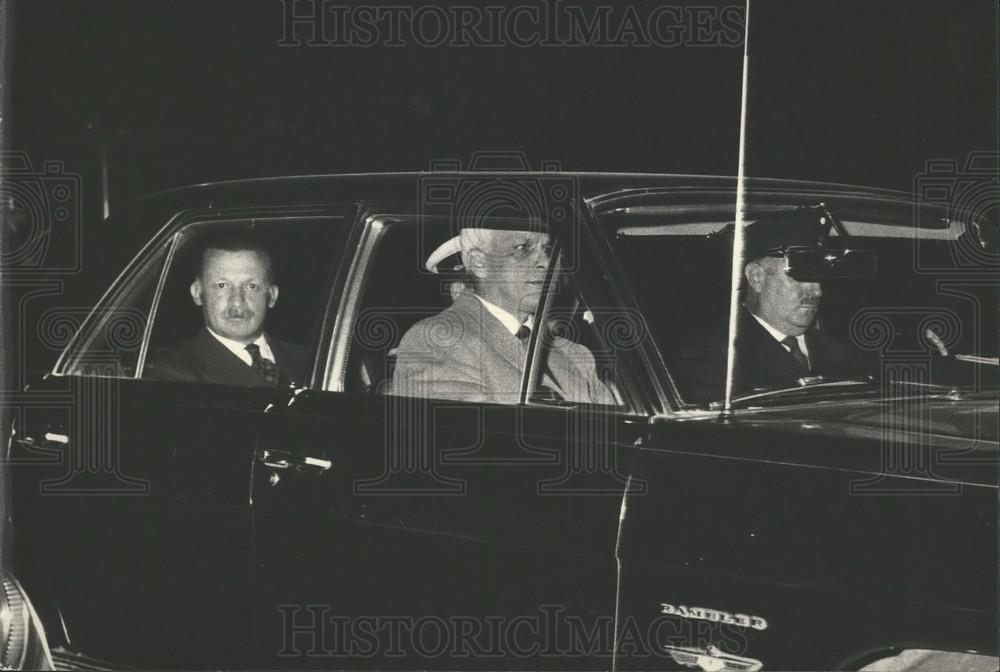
[746,256,822,336]
[467,231,552,319]
[190,248,278,343]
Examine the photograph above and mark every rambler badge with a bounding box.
[660,603,768,631]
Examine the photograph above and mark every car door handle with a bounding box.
[257,448,333,473]
[17,425,70,448]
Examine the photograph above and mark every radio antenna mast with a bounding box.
[722,0,752,417]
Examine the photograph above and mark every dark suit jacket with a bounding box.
[669,309,860,403]
[145,327,310,388]
[389,292,616,405]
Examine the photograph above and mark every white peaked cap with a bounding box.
[424,218,547,274]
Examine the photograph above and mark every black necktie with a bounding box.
[245,343,283,387]
[781,335,810,373]
[516,324,565,401]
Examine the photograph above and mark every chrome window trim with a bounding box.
[520,244,561,406]
[322,214,388,392]
[52,210,187,377]
[577,198,675,417]
[135,232,182,377]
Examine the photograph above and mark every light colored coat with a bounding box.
[389,292,615,405]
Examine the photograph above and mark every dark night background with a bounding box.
[2,0,997,378]
[9,0,997,202]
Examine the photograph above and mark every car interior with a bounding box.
[609,216,999,400]
[343,218,622,402]
[344,220,457,395]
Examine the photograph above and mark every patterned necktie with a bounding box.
[781,335,810,373]
[516,324,565,401]
[245,343,283,387]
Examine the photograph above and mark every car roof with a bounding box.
[131,171,913,209]
[115,172,954,242]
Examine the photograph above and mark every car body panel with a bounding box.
[7,172,996,669]
[251,391,643,667]
[11,378,287,667]
[620,412,996,669]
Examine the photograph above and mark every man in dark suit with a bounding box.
[389,221,615,405]
[145,232,309,387]
[670,210,862,403]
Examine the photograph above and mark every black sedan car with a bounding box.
[5,172,998,671]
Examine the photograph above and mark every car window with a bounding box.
[604,204,999,407]
[139,217,346,387]
[340,218,467,396]
[340,217,627,408]
[55,239,170,378]
[525,253,625,409]
[57,215,347,387]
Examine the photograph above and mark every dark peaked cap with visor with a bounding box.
[743,208,832,263]
[424,215,550,274]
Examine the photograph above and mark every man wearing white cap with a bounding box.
[388,220,615,405]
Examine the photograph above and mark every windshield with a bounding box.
[602,199,999,407]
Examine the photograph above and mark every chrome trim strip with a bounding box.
[52,210,187,376]
[521,246,561,405]
[578,199,674,416]
[135,234,181,377]
[324,215,387,391]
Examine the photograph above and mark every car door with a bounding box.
[9,207,350,669]
[249,211,657,668]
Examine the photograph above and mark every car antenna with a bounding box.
[721,0,753,420]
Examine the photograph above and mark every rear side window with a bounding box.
[340,218,458,395]
[58,214,348,388]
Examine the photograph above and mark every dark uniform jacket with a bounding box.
[669,308,861,404]
[145,327,310,388]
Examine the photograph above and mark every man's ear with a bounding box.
[190,279,204,306]
[267,284,279,308]
[466,249,488,279]
[744,261,764,293]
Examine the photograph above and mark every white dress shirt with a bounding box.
[474,295,564,395]
[473,295,533,337]
[206,328,275,366]
[750,313,810,361]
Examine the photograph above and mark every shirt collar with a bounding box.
[206,327,274,365]
[473,295,533,336]
[749,312,809,355]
